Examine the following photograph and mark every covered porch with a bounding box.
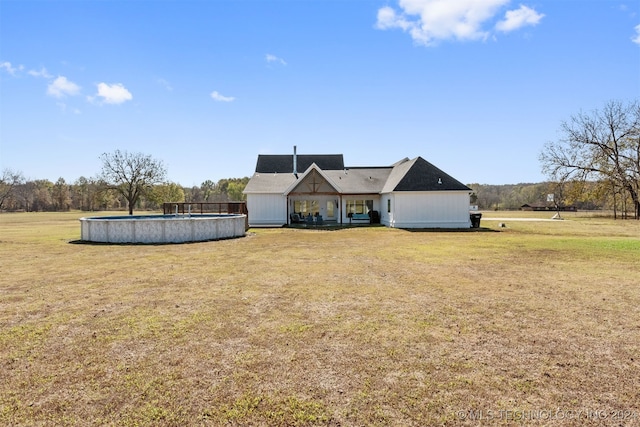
[285,166,341,225]
[287,195,340,225]
[283,163,382,226]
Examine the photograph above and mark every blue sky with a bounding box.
[1,0,639,186]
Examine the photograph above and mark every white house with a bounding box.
[243,149,473,228]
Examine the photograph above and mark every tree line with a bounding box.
[3,170,635,217]
[0,169,249,213]
[2,98,638,217]
[469,181,635,217]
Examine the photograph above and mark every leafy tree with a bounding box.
[28,180,54,212]
[52,177,71,211]
[201,180,216,201]
[216,178,230,198]
[227,181,246,201]
[182,186,198,203]
[147,182,185,208]
[540,99,640,219]
[99,150,167,215]
[72,176,101,211]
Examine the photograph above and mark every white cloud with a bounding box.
[633,24,640,45]
[376,0,543,45]
[496,5,544,32]
[1,61,23,75]
[56,102,82,114]
[95,82,133,104]
[28,67,53,79]
[376,6,412,31]
[620,4,637,18]
[157,78,173,91]
[265,54,287,66]
[47,76,81,98]
[210,91,235,102]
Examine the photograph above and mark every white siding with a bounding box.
[246,194,287,226]
[380,194,393,227]
[246,191,471,228]
[383,191,471,228]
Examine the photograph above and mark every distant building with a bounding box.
[244,149,473,228]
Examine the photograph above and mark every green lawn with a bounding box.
[1,211,639,426]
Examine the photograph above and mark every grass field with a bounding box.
[1,211,639,426]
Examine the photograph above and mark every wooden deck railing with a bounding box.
[162,202,249,229]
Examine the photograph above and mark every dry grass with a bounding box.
[1,211,639,426]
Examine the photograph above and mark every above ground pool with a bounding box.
[79,214,246,243]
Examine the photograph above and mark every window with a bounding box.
[326,201,334,217]
[346,199,373,214]
[294,200,319,215]
[387,199,391,213]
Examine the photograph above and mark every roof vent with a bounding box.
[438,177,442,184]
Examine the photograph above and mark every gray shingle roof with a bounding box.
[245,154,471,195]
[382,157,472,192]
[255,154,344,173]
[325,168,392,194]
[243,173,297,193]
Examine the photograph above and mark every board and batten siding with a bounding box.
[246,194,287,226]
[383,191,471,228]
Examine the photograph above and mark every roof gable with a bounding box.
[255,154,344,173]
[284,163,341,195]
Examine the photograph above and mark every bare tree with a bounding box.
[99,150,167,215]
[540,99,640,219]
[0,168,24,210]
